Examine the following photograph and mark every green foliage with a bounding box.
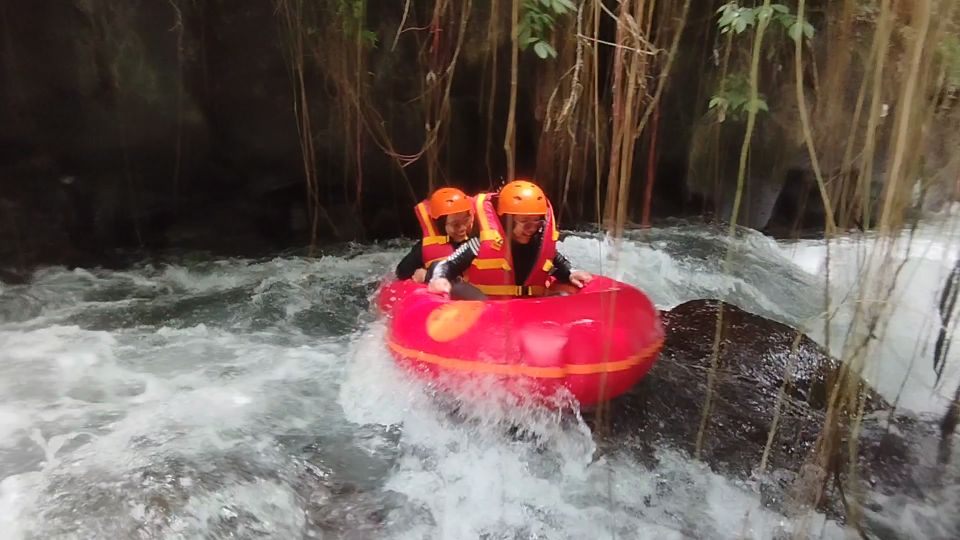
[716,2,813,42]
[336,0,377,48]
[708,73,769,122]
[519,0,576,60]
[709,3,815,119]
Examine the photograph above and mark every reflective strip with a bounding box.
[471,284,547,297]
[479,229,503,245]
[548,205,560,241]
[416,203,440,237]
[471,258,511,271]
[387,337,664,378]
[422,235,449,246]
[475,194,493,233]
[542,259,554,272]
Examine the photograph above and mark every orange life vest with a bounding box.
[462,193,559,298]
[414,200,455,269]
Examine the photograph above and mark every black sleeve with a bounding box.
[550,252,574,283]
[432,238,481,280]
[395,240,424,279]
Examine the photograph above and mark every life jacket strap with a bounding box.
[471,284,546,297]
[479,229,503,246]
[470,258,511,271]
[422,235,449,246]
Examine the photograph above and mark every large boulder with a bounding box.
[597,299,945,523]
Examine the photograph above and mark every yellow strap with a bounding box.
[542,259,554,272]
[416,202,440,237]
[422,235,449,246]
[526,286,546,296]
[548,204,560,241]
[475,194,490,227]
[479,229,503,245]
[471,258,511,271]
[472,284,547,297]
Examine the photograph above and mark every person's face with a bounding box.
[444,210,474,242]
[511,215,544,244]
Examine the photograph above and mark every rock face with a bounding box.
[0,0,413,271]
[2,1,956,273]
[597,300,945,522]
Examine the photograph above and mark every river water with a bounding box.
[1,214,958,539]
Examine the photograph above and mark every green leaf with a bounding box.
[716,2,738,15]
[734,18,748,34]
[718,7,736,28]
[555,0,576,13]
[519,27,532,47]
[771,4,789,14]
[729,93,747,110]
[745,97,769,114]
[803,22,815,39]
[778,13,796,29]
[788,22,802,42]
[533,40,552,59]
[757,6,774,23]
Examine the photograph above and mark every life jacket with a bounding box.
[414,200,453,268]
[414,200,456,269]
[462,193,559,299]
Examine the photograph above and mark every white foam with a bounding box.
[0,473,42,540]
[338,325,846,539]
[778,216,960,414]
[0,226,954,539]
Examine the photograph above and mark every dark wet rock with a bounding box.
[0,267,30,286]
[602,299,885,473]
[35,444,408,539]
[597,299,946,523]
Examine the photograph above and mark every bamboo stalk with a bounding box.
[485,0,500,182]
[504,0,519,182]
[795,0,836,236]
[696,0,774,460]
[879,0,932,233]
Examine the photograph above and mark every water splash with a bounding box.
[1,223,956,538]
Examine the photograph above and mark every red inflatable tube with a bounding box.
[375,276,664,407]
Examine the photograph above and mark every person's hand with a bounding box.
[569,270,593,288]
[428,278,452,294]
[412,268,428,283]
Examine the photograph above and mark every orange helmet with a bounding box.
[496,180,547,215]
[428,187,472,219]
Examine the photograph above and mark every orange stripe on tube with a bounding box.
[387,338,664,379]
[426,302,486,342]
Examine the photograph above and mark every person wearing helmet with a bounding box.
[395,187,476,283]
[427,180,592,298]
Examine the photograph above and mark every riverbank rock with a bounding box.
[597,299,946,524]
